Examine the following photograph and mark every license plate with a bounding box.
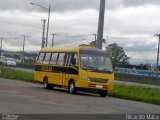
[96,85,103,88]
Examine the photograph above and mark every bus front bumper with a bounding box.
[76,80,114,91]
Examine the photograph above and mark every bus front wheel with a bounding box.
[43,78,53,89]
[68,81,77,94]
[99,90,108,97]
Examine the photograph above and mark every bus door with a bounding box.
[62,53,71,86]
[62,53,79,86]
[54,53,65,85]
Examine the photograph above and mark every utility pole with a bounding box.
[0,37,4,56]
[96,0,106,49]
[41,19,46,48]
[22,35,27,63]
[51,33,56,47]
[45,5,50,47]
[155,34,160,77]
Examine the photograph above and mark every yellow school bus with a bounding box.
[34,44,114,97]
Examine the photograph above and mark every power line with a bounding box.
[82,38,90,44]
[64,34,91,37]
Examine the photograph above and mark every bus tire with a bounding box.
[100,90,108,97]
[43,77,53,89]
[68,81,77,94]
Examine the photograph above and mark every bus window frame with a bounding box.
[37,52,79,68]
[53,52,79,68]
[49,53,53,64]
[67,52,79,68]
[50,52,59,65]
[43,52,52,64]
[37,52,45,64]
[64,53,70,66]
[57,53,65,66]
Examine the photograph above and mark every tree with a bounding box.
[105,43,130,65]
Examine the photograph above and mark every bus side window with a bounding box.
[57,53,65,65]
[64,53,70,66]
[70,53,78,68]
[36,53,45,64]
[50,53,58,64]
[43,53,51,64]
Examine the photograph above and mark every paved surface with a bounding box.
[0,78,160,114]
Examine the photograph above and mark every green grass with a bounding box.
[0,66,34,82]
[0,66,160,105]
[109,84,160,105]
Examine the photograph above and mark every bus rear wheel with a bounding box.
[68,81,77,94]
[99,90,108,97]
[43,78,53,89]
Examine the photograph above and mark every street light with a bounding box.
[30,2,50,47]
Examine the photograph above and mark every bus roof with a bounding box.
[40,44,97,52]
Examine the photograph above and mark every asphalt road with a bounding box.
[0,78,160,114]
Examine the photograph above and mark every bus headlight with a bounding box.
[80,76,90,81]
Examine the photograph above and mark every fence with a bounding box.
[115,68,160,77]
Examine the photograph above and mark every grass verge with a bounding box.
[0,66,160,105]
[0,66,34,82]
[109,84,160,105]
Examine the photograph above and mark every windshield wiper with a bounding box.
[100,68,113,73]
[81,66,98,71]
[87,66,98,70]
[81,66,113,73]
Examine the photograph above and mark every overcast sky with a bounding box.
[0,0,160,64]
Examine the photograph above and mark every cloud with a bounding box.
[0,0,99,12]
[1,0,160,63]
[123,0,160,7]
[1,0,160,13]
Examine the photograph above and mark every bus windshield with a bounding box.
[80,50,113,73]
